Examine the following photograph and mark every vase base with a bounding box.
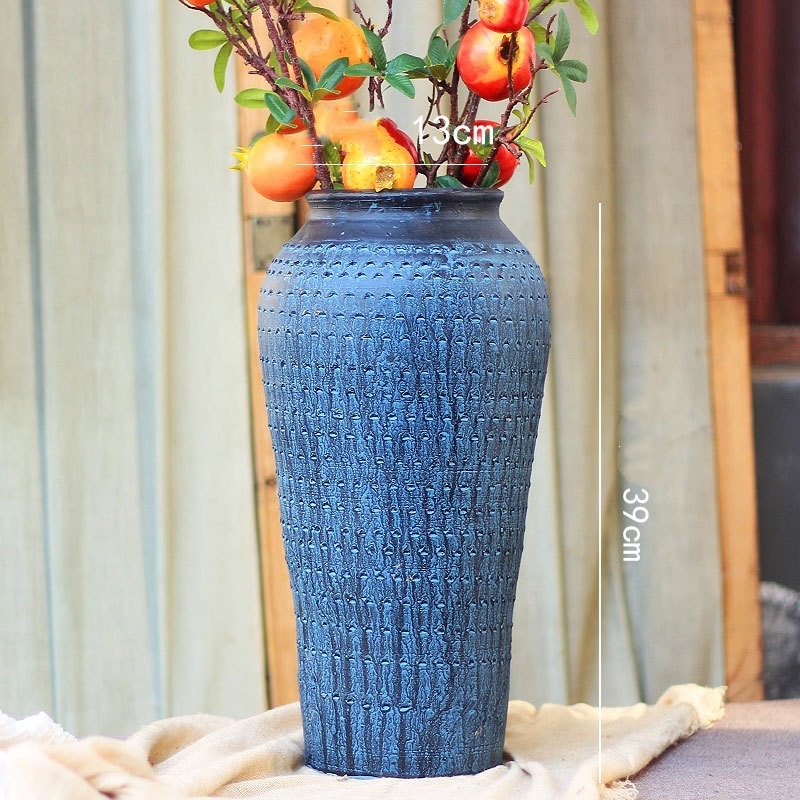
[304,754,504,780]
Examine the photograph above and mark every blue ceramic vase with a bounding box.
[258,190,550,778]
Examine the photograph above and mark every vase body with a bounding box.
[258,190,550,778]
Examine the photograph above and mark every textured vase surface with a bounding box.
[258,190,550,778]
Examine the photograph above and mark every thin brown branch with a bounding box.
[351,1,371,27]
[256,1,291,76]
[378,0,394,37]
[448,93,480,180]
[526,0,552,24]
[279,9,333,189]
[509,87,560,142]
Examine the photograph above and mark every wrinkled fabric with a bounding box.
[0,685,724,800]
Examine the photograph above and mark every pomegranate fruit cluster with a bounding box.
[182,0,594,199]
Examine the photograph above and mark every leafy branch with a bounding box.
[181,0,597,192]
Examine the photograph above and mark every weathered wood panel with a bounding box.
[30,0,154,735]
[0,0,53,720]
[160,5,266,720]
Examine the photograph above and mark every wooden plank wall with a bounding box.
[27,0,156,733]
[693,0,764,701]
[1,0,266,735]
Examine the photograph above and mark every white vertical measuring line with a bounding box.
[597,201,603,786]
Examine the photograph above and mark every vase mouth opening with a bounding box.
[305,188,504,219]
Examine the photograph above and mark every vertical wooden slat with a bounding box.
[161,5,266,720]
[236,13,300,708]
[238,0,350,708]
[693,0,764,701]
[0,0,53,720]
[31,0,154,735]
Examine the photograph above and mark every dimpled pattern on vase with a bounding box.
[258,191,550,778]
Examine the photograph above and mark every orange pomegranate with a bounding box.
[293,16,371,100]
[314,101,364,143]
[233,132,317,202]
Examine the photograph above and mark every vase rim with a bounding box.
[308,188,503,203]
[305,188,505,218]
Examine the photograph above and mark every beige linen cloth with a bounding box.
[0,684,724,800]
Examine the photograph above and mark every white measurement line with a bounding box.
[598,201,604,786]
[294,163,476,167]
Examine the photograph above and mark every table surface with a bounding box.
[634,699,800,798]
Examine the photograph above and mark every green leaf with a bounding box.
[311,87,339,101]
[387,54,427,75]
[553,9,571,62]
[344,62,382,77]
[322,140,343,183]
[264,92,297,125]
[189,30,228,50]
[468,139,492,160]
[517,136,546,166]
[427,34,449,67]
[521,149,537,183]
[362,25,387,71]
[385,72,416,98]
[214,41,233,92]
[234,87,270,108]
[558,58,588,82]
[267,49,282,73]
[480,160,502,188]
[536,42,555,65]
[443,0,470,26]
[511,103,533,132]
[428,64,450,81]
[561,74,577,115]
[435,175,466,189]
[529,21,549,45]
[297,57,318,91]
[275,76,307,92]
[318,57,350,91]
[293,1,340,20]
[265,115,284,136]
[574,0,600,34]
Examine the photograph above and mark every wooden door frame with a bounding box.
[693,0,763,700]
